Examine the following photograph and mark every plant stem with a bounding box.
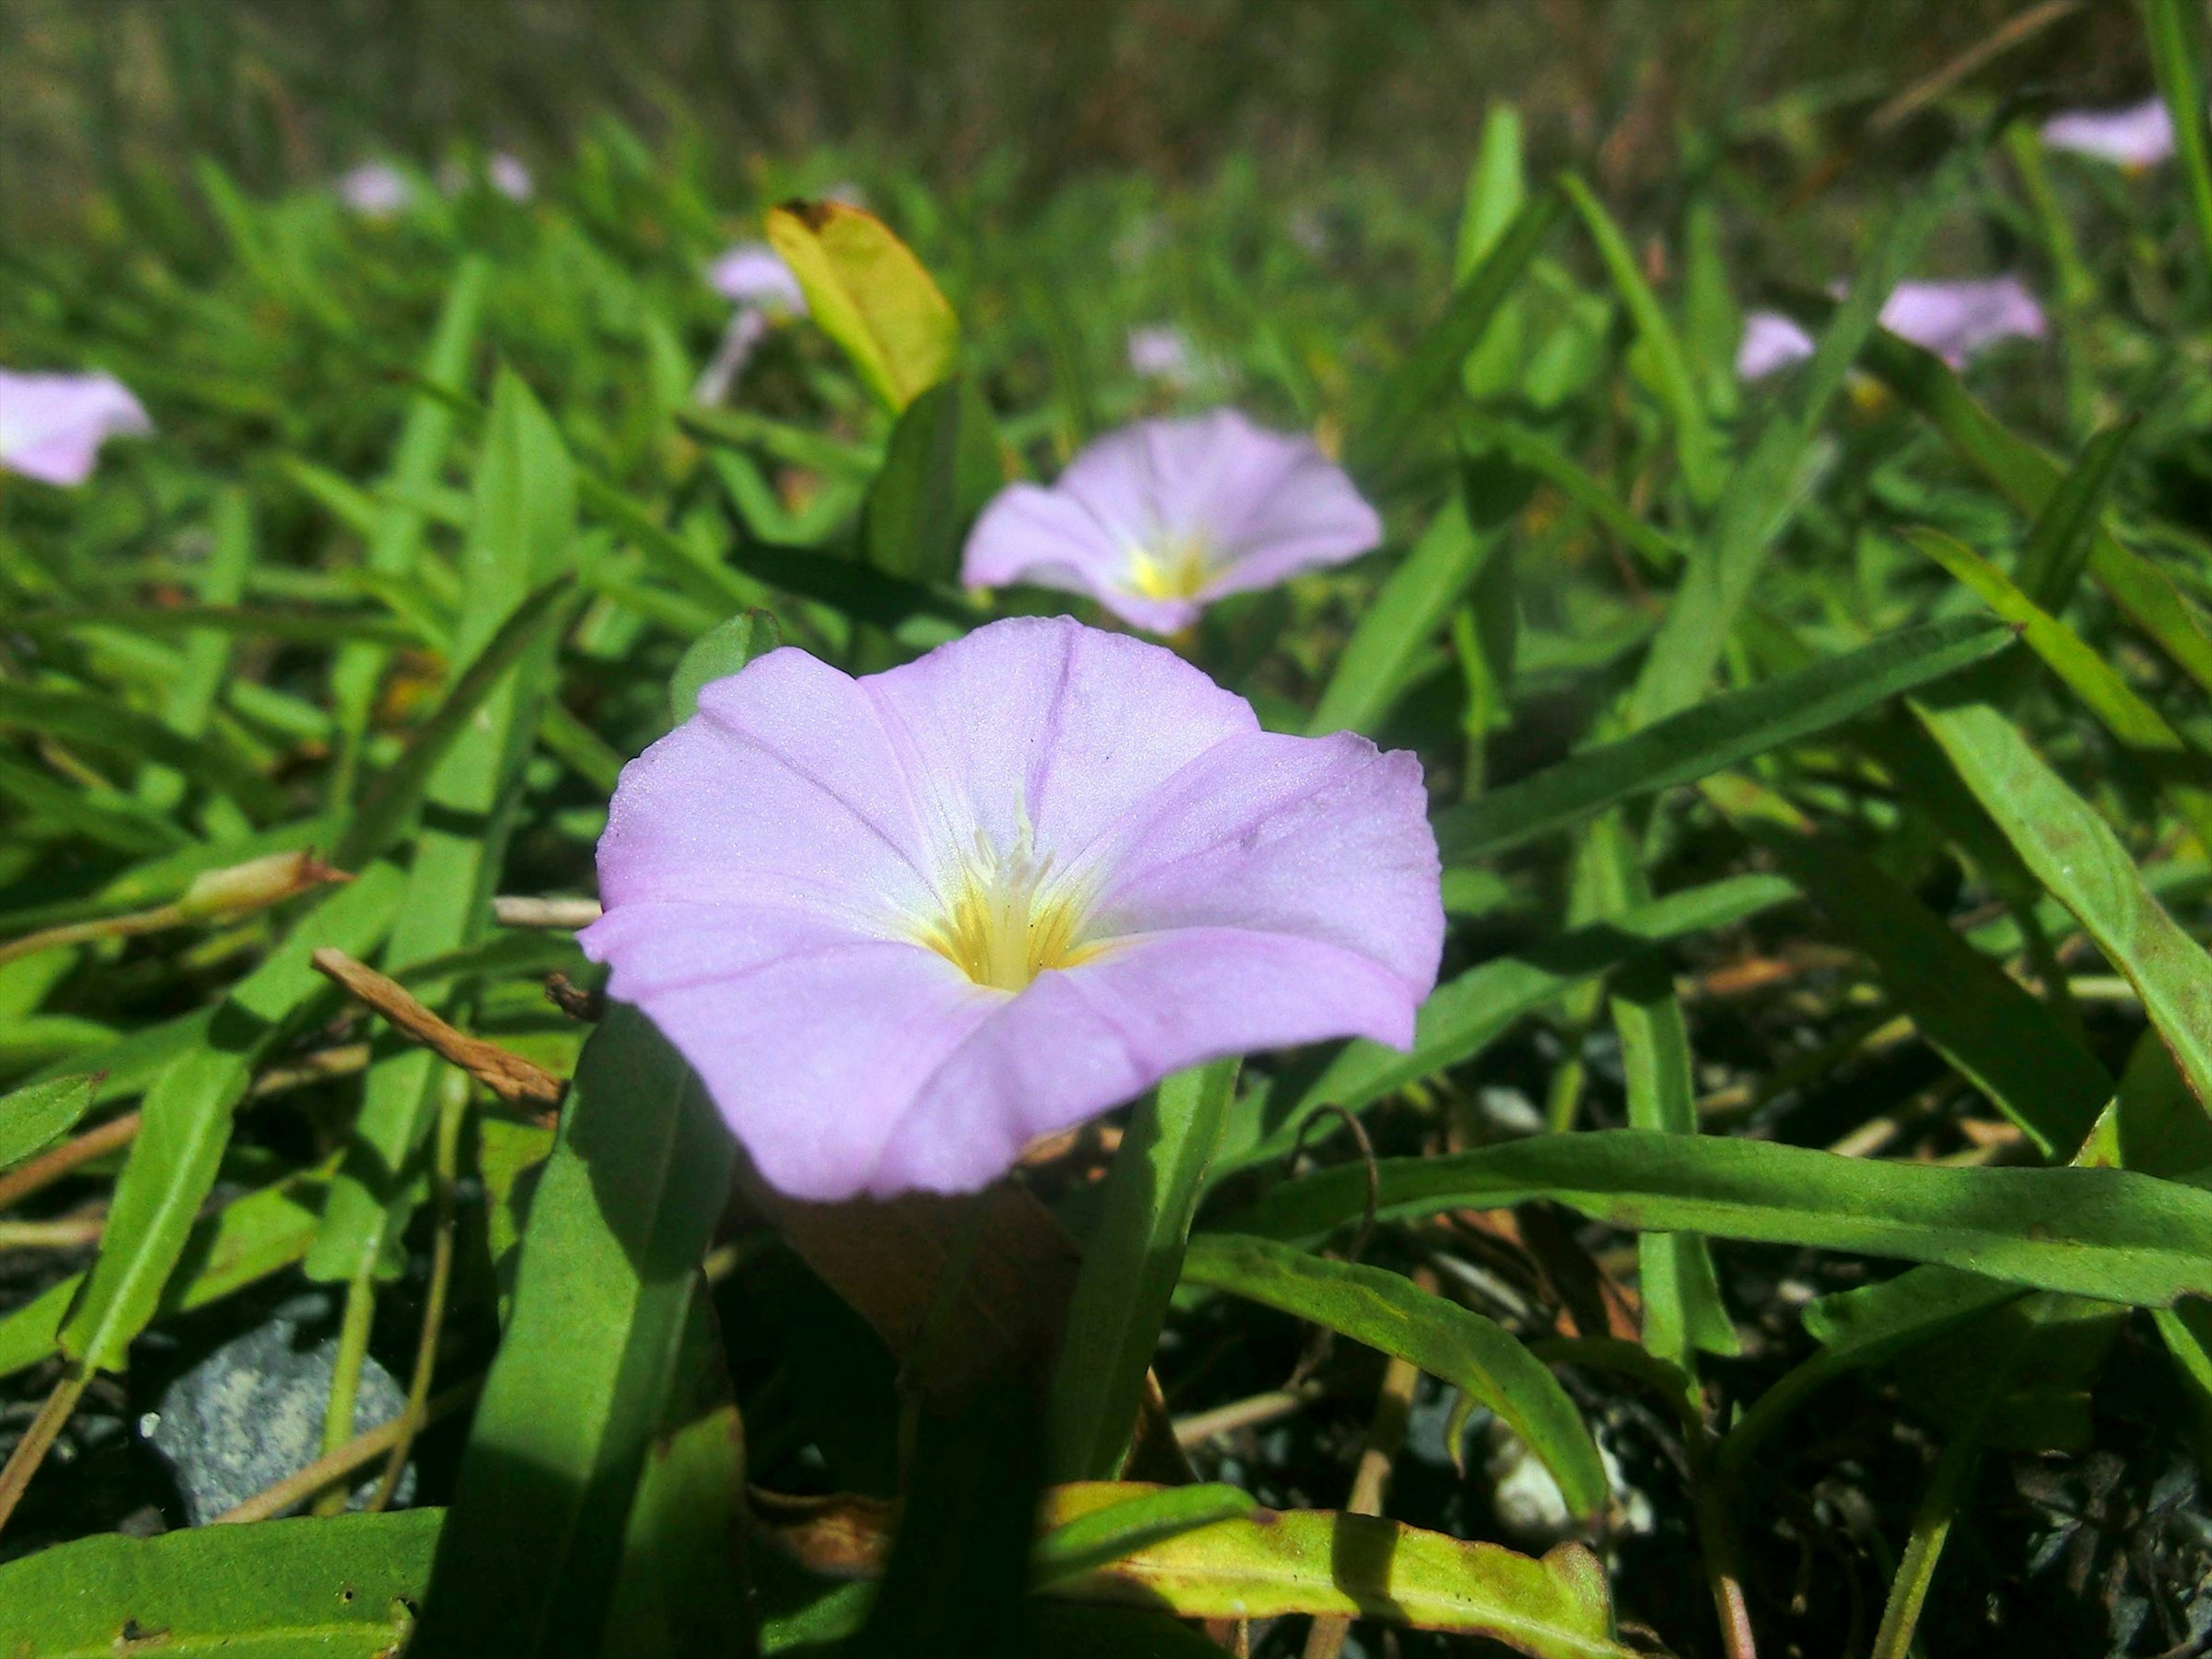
[0,1111,142,1213]
[0,1364,90,1538]
[215,1376,481,1525]
[1692,1440,1759,1659]
[1870,1423,1988,1659]
[314,1268,377,1516]
[369,1071,467,1512]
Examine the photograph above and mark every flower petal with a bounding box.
[0,372,152,487]
[582,900,995,1200]
[872,928,1421,1193]
[594,646,934,926]
[961,483,1201,632]
[862,615,1258,873]
[1082,729,1442,997]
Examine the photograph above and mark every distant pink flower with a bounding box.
[1738,276,2046,380]
[961,411,1382,634]
[1734,312,1816,381]
[1128,324,1195,382]
[487,154,533,202]
[337,162,413,217]
[709,243,806,316]
[2042,98,2176,168]
[582,616,1442,1200]
[0,371,151,486]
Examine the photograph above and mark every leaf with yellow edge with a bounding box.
[766,199,959,411]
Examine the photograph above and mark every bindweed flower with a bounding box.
[709,243,808,316]
[2042,97,2176,168]
[1128,324,1196,384]
[488,153,534,202]
[337,162,414,217]
[0,370,151,487]
[961,410,1382,634]
[1738,276,2046,380]
[582,616,1442,1200]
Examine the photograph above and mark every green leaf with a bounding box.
[0,683,285,820]
[1907,529,2212,849]
[2147,0,2212,282]
[1353,188,1563,477]
[1560,173,1723,506]
[59,865,405,1373]
[1456,105,1527,276]
[863,373,1002,584]
[2012,418,2137,613]
[1037,1484,1625,1657]
[1225,1128,2212,1308]
[1916,698,2212,1115]
[0,1509,441,1657]
[310,370,579,1289]
[1180,1234,1608,1521]
[1050,1059,1238,1483]
[0,1074,97,1173]
[1704,775,2111,1158]
[1461,412,1684,574]
[1031,1482,1259,1589]
[1627,145,1971,725]
[331,574,579,870]
[1859,326,2212,699]
[668,609,785,725]
[411,1005,737,1658]
[1228,873,1798,1173]
[766,199,960,411]
[1433,617,2016,865]
[1310,494,1492,737]
[15,605,425,648]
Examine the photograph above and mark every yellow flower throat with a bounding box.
[918,832,1102,992]
[1126,535,1213,601]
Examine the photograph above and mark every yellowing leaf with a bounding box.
[765,200,959,411]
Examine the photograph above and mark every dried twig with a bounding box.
[492,895,603,930]
[0,1112,141,1214]
[310,948,564,1111]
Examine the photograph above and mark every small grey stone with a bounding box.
[147,1313,412,1524]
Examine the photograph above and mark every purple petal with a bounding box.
[2042,98,2176,167]
[868,928,1423,1194]
[961,410,1381,634]
[488,154,534,201]
[583,616,1443,1201]
[0,371,152,487]
[1879,278,2044,367]
[861,614,1259,862]
[1735,312,1816,381]
[338,162,413,217]
[710,243,807,315]
[592,645,936,925]
[1127,324,1194,381]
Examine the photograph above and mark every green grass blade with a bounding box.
[1916,698,2212,1115]
[310,369,578,1288]
[1461,412,1684,574]
[1032,1483,1259,1589]
[1225,1128,2212,1306]
[411,1005,736,1658]
[1434,617,2015,864]
[0,683,285,821]
[58,865,405,1372]
[2012,418,2137,613]
[1353,188,1564,478]
[1229,873,1798,1175]
[2147,0,2212,283]
[0,1074,97,1173]
[1560,172,1724,507]
[139,487,255,813]
[0,1510,441,1656]
[1049,1058,1238,1483]
[1181,1234,1607,1521]
[1309,494,1491,737]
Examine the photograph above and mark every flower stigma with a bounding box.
[916,828,1104,992]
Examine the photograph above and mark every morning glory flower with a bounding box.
[337,162,414,217]
[0,370,152,487]
[960,410,1383,634]
[2042,97,2176,168]
[581,616,1442,1200]
[709,243,808,315]
[1738,276,2046,380]
[488,154,534,201]
[1128,324,1195,383]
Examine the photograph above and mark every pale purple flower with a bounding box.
[1128,324,1195,383]
[1734,312,1816,381]
[0,371,152,487]
[709,243,807,316]
[337,162,413,217]
[693,309,772,406]
[581,616,1442,1201]
[1880,278,2046,366]
[488,153,534,202]
[2042,97,2176,168]
[961,411,1383,634]
[1738,277,2046,381]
